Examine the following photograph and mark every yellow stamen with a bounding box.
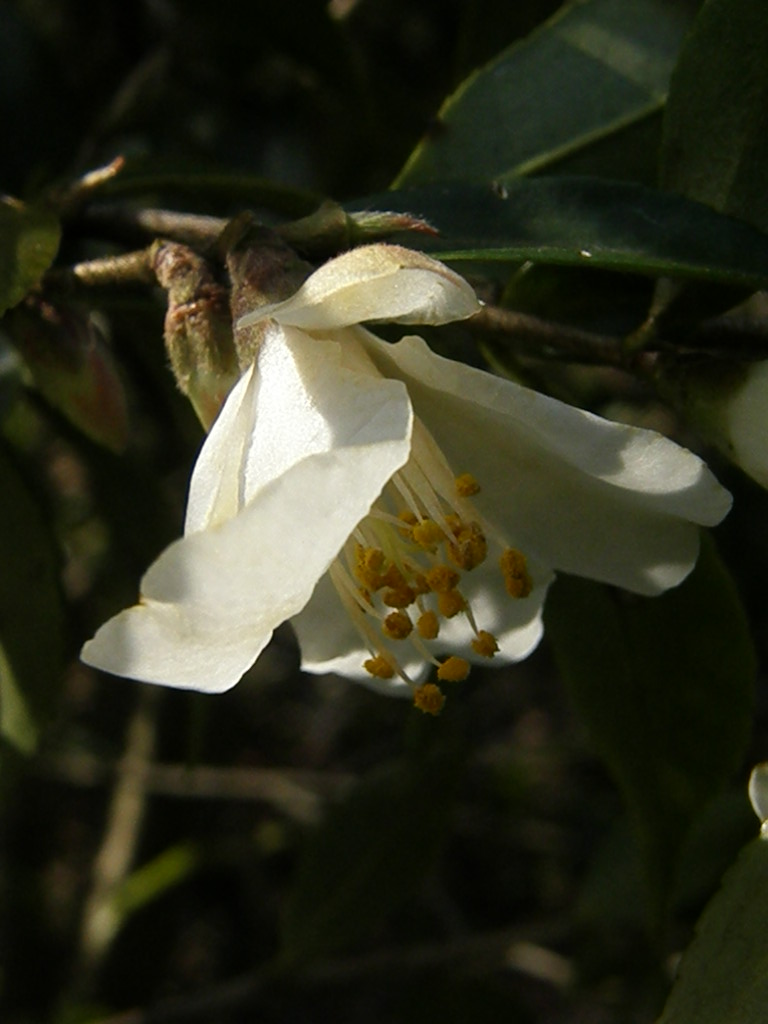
[455,472,481,496]
[417,610,439,640]
[382,584,416,608]
[437,656,470,682]
[411,518,444,549]
[413,683,446,715]
[354,545,387,589]
[383,610,413,640]
[471,630,499,658]
[425,565,461,593]
[329,419,534,687]
[447,521,487,571]
[437,590,466,618]
[364,654,396,679]
[500,548,533,599]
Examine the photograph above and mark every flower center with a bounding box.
[328,419,532,714]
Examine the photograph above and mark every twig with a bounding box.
[75,687,161,993]
[88,921,568,1024]
[468,305,634,368]
[40,751,351,823]
[81,206,229,250]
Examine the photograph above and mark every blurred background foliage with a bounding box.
[2,0,768,1022]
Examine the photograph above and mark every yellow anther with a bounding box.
[410,571,431,596]
[382,584,416,609]
[444,513,463,535]
[417,610,439,640]
[437,656,470,682]
[380,564,407,589]
[383,610,413,640]
[364,654,396,679]
[426,565,461,593]
[500,548,533,599]
[447,522,487,571]
[413,683,446,716]
[411,519,444,549]
[471,630,499,658]
[437,590,466,618]
[354,545,387,589]
[455,472,481,497]
[357,545,385,572]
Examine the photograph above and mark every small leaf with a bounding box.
[0,445,64,752]
[661,0,768,233]
[545,537,755,921]
[0,644,38,754]
[279,751,460,966]
[0,197,60,317]
[350,179,768,288]
[658,836,768,1024]
[396,0,692,186]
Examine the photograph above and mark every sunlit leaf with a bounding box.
[545,537,755,921]
[658,835,768,1023]
[0,197,60,317]
[350,179,768,288]
[396,0,693,186]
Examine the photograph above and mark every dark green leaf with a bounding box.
[279,751,460,966]
[350,179,768,288]
[396,0,693,186]
[658,835,768,1023]
[545,537,755,920]
[0,197,60,317]
[661,0,768,232]
[0,446,64,753]
[102,162,322,218]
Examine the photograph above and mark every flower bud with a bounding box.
[663,357,768,490]
[151,241,238,430]
[222,217,311,369]
[7,297,129,452]
[278,200,437,257]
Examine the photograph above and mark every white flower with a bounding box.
[710,361,768,491]
[81,244,731,710]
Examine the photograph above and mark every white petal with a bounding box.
[187,322,408,533]
[82,354,413,691]
[238,244,479,332]
[724,361,768,490]
[184,361,259,532]
[365,334,731,595]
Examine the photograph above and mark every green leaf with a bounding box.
[350,179,768,288]
[0,644,38,754]
[661,0,768,232]
[0,197,60,317]
[279,751,460,966]
[112,844,200,919]
[544,537,755,921]
[396,0,693,186]
[658,835,768,1023]
[102,162,322,218]
[0,445,64,753]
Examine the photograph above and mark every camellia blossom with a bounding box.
[81,244,731,712]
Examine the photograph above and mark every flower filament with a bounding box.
[328,420,532,714]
